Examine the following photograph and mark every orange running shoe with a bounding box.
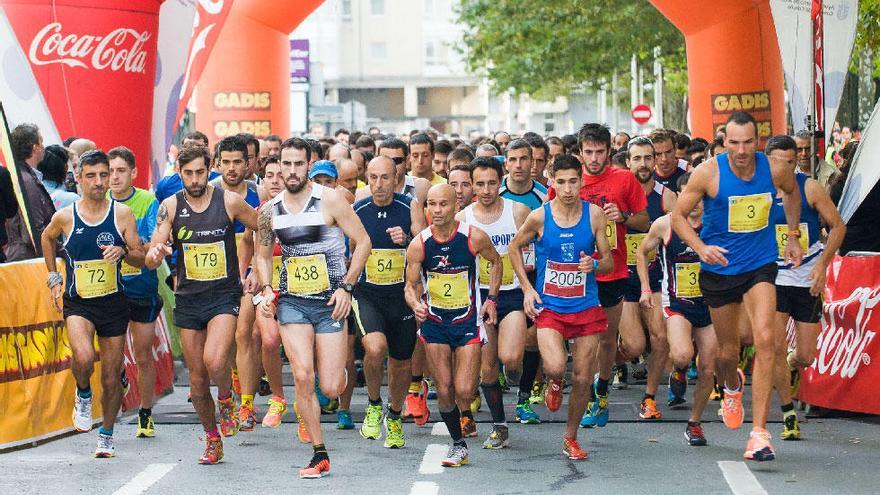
[460,416,477,438]
[299,455,331,478]
[217,396,239,437]
[198,436,224,465]
[721,369,745,430]
[743,427,775,462]
[545,379,563,412]
[262,396,287,428]
[238,403,257,431]
[412,380,431,426]
[231,368,241,396]
[562,436,588,460]
[404,392,420,419]
[294,402,311,443]
[639,398,662,420]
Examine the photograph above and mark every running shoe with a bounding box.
[316,383,339,414]
[258,374,271,397]
[413,380,431,426]
[708,380,722,401]
[460,416,477,438]
[360,403,383,440]
[355,360,366,387]
[639,398,662,420]
[482,426,509,449]
[238,403,257,431]
[136,414,155,438]
[262,396,287,428]
[787,351,801,397]
[685,423,707,446]
[498,370,509,392]
[721,369,745,430]
[562,437,588,460]
[781,413,801,441]
[426,377,437,400]
[580,393,609,428]
[94,432,115,458]
[384,416,405,449]
[667,387,686,408]
[687,360,698,381]
[218,396,239,437]
[294,402,311,443]
[470,394,482,415]
[529,380,547,405]
[198,436,223,465]
[612,364,629,390]
[336,409,354,430]
[299,455,331,478]
[668,370,688,408]
[738,345,755,375]
[120,370,130,398]
[441,444,469,467]
[743,427,776,462]
[72,392,93,432]
[231,368,241,396]
[514,402,541,424]
[631,356,648,381]
[545,379,563,412]
[404,391,420,418]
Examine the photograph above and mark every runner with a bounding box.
[457,156,531,448]
[670,111,804,461]
[500,139,548,211]
[145,145,258,464]
[107,146,163,438]
[410,133,447,185]
[404,184,502,467]
[637,172,717,446]
[351,156,425,447]
[356,138,431,205]
[448,165,475,211]
[764,135,845,441]
[650,129,691,193]
[253,137,371,478]
[41,150,146,457]
[508,154,612,460]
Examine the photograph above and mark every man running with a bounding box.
[764,135,845,441]
[448,165,475,211]
[637,172,717,446]
[458,156,530,448]
[509,154,613,460]
[146,145,258,464]
[356,138,431,205]
[410,133,447,185]
[351,156,425,448]
[671,112,803,461]
[41,150,145,457]
[405,184,501,468]
[253,137,371,478]
[650,129,691,193]
[107,146,162,438]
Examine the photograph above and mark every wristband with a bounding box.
[592,259,599,270]
[641,289,653,294]
[485,294,498,305]
[788,229,802,238]
[47,271,63,288]
[259,284,273,293]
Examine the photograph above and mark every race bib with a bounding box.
[284,254,330,295]
[605,221,618,250]
[366,249,406,285]
[674,262,702,298]
[522,242,536,271]
[775,223,809,259]
[479,253,515,286]
[120,260,141,277]
[427,271,470,310]
[74,259,118,298]
[542,261,586,298]
[625,233,656,266]
[271,256,283,289]
[183,241,227,281]
[728,193,771,233]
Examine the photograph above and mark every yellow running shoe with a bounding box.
[136,413,155,438]
[294,402,311,443]
[262,396,287,428]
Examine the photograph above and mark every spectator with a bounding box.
[38,144,79,210]
[830,142,880,254]
[0,165,19,262]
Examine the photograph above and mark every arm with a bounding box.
[470,227,501,327]
[410,198,426,236]
[40,209,69,312]
[145,198,175,270]
[238,226,256,281]
[228,193,259,231]
[806,178,846,296]
[637,216,669,308]
[327,189,372,320]
[590,204,614,275]
[670,163,728,266]
[413,177,431,207]
[770,155,803,267]
[404,237,428,322]
[624,209,649,231]
[508,209,543,319]
[255,205,278,316]
[662,187,677,213]
[114,205,145,268]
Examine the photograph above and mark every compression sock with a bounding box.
[517,349,540,404]
[481,381,507,425]
[439,405,463,442]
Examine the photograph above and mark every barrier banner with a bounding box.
[798,255,880,414]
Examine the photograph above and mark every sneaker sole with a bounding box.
[684,432,707,446]
[562,450,587,460]
[744,448,775,462]
[482,441,509,449]
[337,424,354,430]
[198,459,221,465]
[299,471,329,479]
[94,452,115,458]
[781,435,801,441]
[441,459,469,467]
[359,429,381,440]
[518,418,541,424]
[384,442,405,449]
[639,414,662,420]
[136,431,155,438]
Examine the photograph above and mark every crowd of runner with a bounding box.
[2,109,847,478]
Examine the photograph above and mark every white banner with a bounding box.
[837,99,880,223]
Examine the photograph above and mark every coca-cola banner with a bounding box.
[1,0,163,189]
[798,255,880,415]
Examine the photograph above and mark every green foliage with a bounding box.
[853,0,880,75]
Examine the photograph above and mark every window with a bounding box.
[544,114,556,133]
[370,0,384,15]
[370,42,387,60]
[341,0,351,19]
[425,41,437,65]
[418,88,427,105]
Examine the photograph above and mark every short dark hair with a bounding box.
[505,138,532,158]
[178,145,211,169]
[687,141,707,154]
[627,136,654,153]
[469,156,503,181]
[378,137,409,158]
[217,135,249,159]
[62,136,79,147]
[448,147,474,164]
[37,145,69,183]
[237,133,259,157]
[649,129,674,145]
[282,137,312,162]
[435,139,454,156]
[764,135,797,156]
[674,134,692,151]
[334,128,350,137]
[577,123,611,151]
[108,146,136,169]
[78,149,109,170]
[677,172,692,190]
[305,138,323,160]
[183,130,209,147]
[447,164,471,177]
[355,134,375,152]
[524,134,549,158]
[410,133,435,154]
[561,134,577,153]
[546,136,563,148]
[611,151,628,167]
[551,154,582,175]
[265,134,282,144]
[11,123,41,161]
[726,111,757,129]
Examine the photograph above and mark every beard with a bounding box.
[636,168,653,184]
[185,184,207,197]
[285,177,308,194]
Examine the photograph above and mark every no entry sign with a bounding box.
[632,104,652,125]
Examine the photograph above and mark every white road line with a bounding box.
[419,444,448,474]
[718,461,768,495]
[112,463,177,495]
[409,481,440,495]
[431,422,449,436]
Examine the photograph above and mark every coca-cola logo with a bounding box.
[814,286,878,379]
[28,22,152,74]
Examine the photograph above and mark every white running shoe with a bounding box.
[72,393,93,432]
[95,432,115,458]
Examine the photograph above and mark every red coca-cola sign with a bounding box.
[2,1,163,189]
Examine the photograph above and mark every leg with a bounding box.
[537,328,567,381]
[67,316,97,391]
[690,325,718,423]
[130,321,157,409]
[772,312,793,406]
[179,329,216,431]
[97,335,126,430]
[517,325,541,405]
[792,321,819,369]
[454,344,483,416]
[425,343,462,442]
[234,296,260,400]
[362,332,389,403]
[597,301,623,382]
[708,303,743,390]
[257,314,285,399]
[281,324,320,445]
[643,295,668,397]
[204,315,238,396]
[497,312,528,371]
[565,334,600,440]
[340,334,357,411]
[387,357,411,412]
[742,282,778,430]
[667,316,695,371]
[618,302,647,360]
[315,329,349,399]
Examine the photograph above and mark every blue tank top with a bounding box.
[700,152,777,275]
[771,172,823,287]
[500,178,547,211]
[626,181,666,280]
[210,178,260,234]
[535,201,600,313]
[419,222,480,327]
[62,200,125,300]
[661,224,705,307]
[653,159,690,193]
[354,193,413,294]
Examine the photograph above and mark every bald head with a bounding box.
[366,156,397,205]
[69,138,97,157]
[336,158,359,196]
[428,183,456,203]
[328,143,351,161]
[426,183,457,227]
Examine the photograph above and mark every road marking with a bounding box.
[112,463,177,495]
[409,481,439,495]
[717,461,768,495]
[419,444,447,474]
[431,422,449,436]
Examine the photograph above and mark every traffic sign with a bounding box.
[632,104,652,125]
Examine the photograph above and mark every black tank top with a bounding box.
[172,187,240,296]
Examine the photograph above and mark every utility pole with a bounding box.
[631,54,638,134]
[653,46,664,128]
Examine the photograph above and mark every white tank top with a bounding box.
[463,198,520,291]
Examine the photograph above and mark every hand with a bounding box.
[577,250,595,273]
[259,288,276,318]
[412,301,428,323]
[697,245,729,266]
[149,243,172,263]
[328,287,352,321]
[50,284,62,313]
[523,288,543,320]
[387,226,408,246]
[242,271,260,295]
[639,290,655,309]
[480,300,498,326]
[809,262,827,297]
[785,236,804,269]
[100,245,126,263]
[602,203,624,223]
